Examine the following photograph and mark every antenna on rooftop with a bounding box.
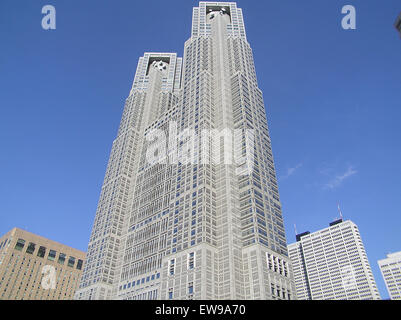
[337,202,343,220]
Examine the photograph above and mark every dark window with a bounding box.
[169,259,175,275]
[67,256,75,267]
[14,239,25,251]
[26,242,36,254]
[37,246,46,258]
[47,250,57,261]
[58,253,66,265]
[188,252,195,269]
[76,259,83,270]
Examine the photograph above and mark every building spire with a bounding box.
[337,202,343,220]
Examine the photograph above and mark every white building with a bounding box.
[75,2,295,300]
[378,251,401,300]
[288,219,381,300]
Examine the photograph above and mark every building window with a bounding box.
[169,259,175,275]
[37,246,46,258]
[188,282,194,294]
[168,288,173,300]
[26,242,36,254]
[14,239,25,251]
[47,250,57,261]
[68,256,76,268]
[278,258,282,274]
[267,253,272,270]
[283,261,288,277]
[58,253,66,265]
[188,252,195,269]
[76,259,83,270]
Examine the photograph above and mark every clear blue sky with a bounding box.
[0,0,400,299]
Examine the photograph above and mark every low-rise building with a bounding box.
[0,227,85,300]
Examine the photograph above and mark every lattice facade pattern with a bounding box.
[75,2,295,300]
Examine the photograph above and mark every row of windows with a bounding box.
[169,252,196,276]
[271,284,291,300]
[1,253,79,300]
[0,238,10,250]
[14,238,83,270]
[168,282,194,299]
[266,253,288,277]
[119,273,161,291]
[127,288,159,300]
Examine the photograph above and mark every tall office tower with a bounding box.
[0,228,85,300]
[288,219,381,300]
[378,251,401,300]
[75,2,295,300]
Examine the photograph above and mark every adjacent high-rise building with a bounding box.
[0,227,85,300]
[75,2,295,300]
[288,219,381,300]
[378,251,401,300]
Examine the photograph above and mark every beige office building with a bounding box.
[0,227,85,300]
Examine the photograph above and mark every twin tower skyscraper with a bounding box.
[75,2,296,300]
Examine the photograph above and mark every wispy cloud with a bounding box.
[324,165,357,190]
[282,163,303,179]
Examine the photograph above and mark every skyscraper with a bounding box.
[75,2,295,300]
[378,251,401,300]
[288,219,381,300]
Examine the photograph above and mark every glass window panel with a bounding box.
[26,242,36,254]
[47,249,57,261]
[67,256,75,267]
[37,246,46,258]
[76,259,83,270]
[14,239,25,251]
[58,253,66,265]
